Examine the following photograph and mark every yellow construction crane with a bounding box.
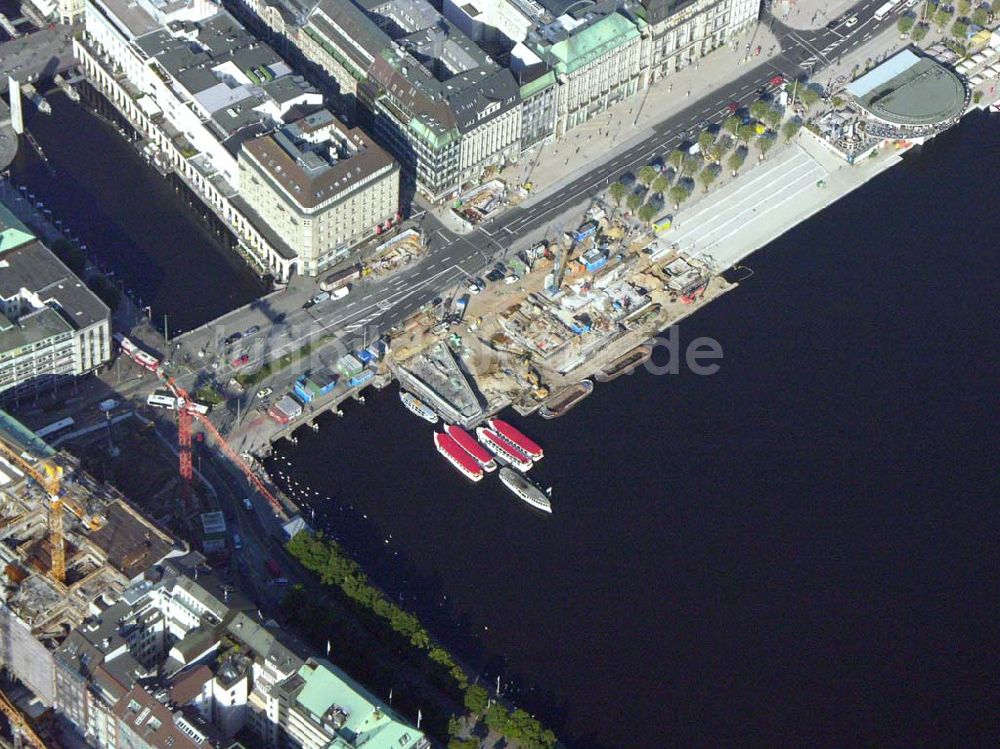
[0,687,54,749]
[0,438,67,583]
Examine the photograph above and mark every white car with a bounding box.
[845,15,858,27]
[257,386,273,399]
[331,286,350,299]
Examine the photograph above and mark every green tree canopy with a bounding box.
[897,12,915,33]
[669,184,691,206]
[638,203,658,225]
[757,134,775,158]
[637,164,658,187]
[781,118,802,142]
[608,180,626,206]
[681,154,701,177]
[697,129,716,153]
[723,115,741,134]
[912,22,929,41]
[668,148,685,170]
[956,0,970,15]
[763,107,782,128]
[798,87,821,108]
[952,18,968,36]
[736,123,757,143]
[750,100,770,121]
[697,167,717,192]
[651,175,670,194]
[728,150,746,174]
[464,684,489,714]
[971,6,989,25]
[626,192,643,212]
[934,6,953,27]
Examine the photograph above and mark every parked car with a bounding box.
[257,386,273,399]
[486,269,504,283]
[330,286,350,299]
[303,291,330,309]
[245,325,260,336]
[224,332,242,345]
[97,399,119,412]
[845,15,858,27]
[232,353,250,368]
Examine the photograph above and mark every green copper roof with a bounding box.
[521,70,556,99]
[0,204,35,254]
[295,659,425,749]
[547,14,640,75]
[408,117,457,149]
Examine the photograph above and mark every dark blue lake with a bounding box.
[268,111,1000,748]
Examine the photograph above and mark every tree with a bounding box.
[781,119,801,142]
[763,107,782,128]
[608,180,626,206]
[681,155,701,178]
[637,165,658,188]
[697,129,716,154]
[668,148,685,171]
[626,192,643,213]
[484,703,510,733]
[912,22,929,41]
[638,203,658,225]
[668,184,691,207]
[750,100,770,121]
[952,18,968,37]
[992,0,1000,13]
[51,238,88,277]
[736,123,757,144]
[723,115,741,135]
[697,167,717,192]
[447,739,478,749]
[957,0,970,15]
[898,13,915,33]
[757,134,775,159]
[798,87,821,109]
[934,6,953,27]
[464,684,489,714]
[728,150,746,174]
[651,175,669,195]
[972,7,989,25]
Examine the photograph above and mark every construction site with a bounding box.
[0,410,183,746]
[386,202,735,423]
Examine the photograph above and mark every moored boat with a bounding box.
[444,424,497,471]
[434,433,483,481]
[498,467,552,514]
[487,418,543,460]
[539,380,594,419]
[595,343,652,383]
[475,427,533,472]
[400,391,439,423]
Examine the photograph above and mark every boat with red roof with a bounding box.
[444,424,497,472]
[487,418,543,461]
[476,427,533,472]
[435,432,484,482]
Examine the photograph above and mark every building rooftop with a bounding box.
[284,658,426,749]
[241,109,396,209]
[846,49,967,126]
[0,204,35,253]
[0,240,109,335]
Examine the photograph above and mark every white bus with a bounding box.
[874,1,896,21]
[147,392,178,410]
[35,417,75,439]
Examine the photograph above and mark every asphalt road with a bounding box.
[173,0,900,400]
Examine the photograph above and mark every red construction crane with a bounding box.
[164,379,284,516]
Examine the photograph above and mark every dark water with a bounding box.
[9,91,266,332]
[272,112,1000,748]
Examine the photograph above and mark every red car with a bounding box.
[769,74,785,87]
[727,101,739,113]
[232,353,250,368]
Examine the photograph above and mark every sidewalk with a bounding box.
[776,0,858,30]
[499,22,782,202]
